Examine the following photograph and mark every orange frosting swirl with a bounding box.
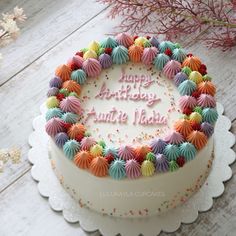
[55,64,72,82]
[74,150,93,169]
[135,145,151,161]
[68,123,86,141]
[182,56,201,71]
[62,80,81,95]
[197,81,216,96]
[90,156,108,177]
[128,45,144,62]
[187,131,207,150]
[174,119,193,138]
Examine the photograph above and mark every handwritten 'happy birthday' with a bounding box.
[84,68,167,126]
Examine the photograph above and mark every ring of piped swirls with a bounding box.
[45,33,218,180]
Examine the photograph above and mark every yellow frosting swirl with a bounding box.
[90,144,103,157]
[83,49,97,60]
[141,160,155,177]
[134,36,148,47]
[189,112,202,123]
[189,71,203,84]
[46,96,59,108]
[88,41,100,53]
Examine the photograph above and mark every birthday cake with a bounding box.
[45,33,218,218]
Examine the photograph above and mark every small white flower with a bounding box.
[0,18,20,34]
[13,6,27,22]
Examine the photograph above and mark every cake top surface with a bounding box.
[45,33,218,180]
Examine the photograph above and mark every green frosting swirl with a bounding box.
[172,48,187,63]
[98,47,105,56]
[169,160,179,172]
[146,152,156,162]
[69,92,79,98]
[61,112,79,124]
[98,140,106,148]
[181,66,192,76]
[194,106,203,115]
[59,88,70,97]
[109,159,126,180]
[179,142,197,161]
[84,131,91,137]
[100,37,118,49]
[112,46,129,64]
[203,74,212,81]
[46,108,63,121]
[178,80,197,95]
[164,144,180,161]
[153,53,170,70]
[202,108,218,124]
[63,139,80,160]
[143,40,152,48]
[71,69,87,85]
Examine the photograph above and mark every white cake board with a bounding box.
[28,103,235,236]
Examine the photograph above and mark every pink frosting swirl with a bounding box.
[72,55,84,68]
[125,159,141,179]
[179,95,197,110]
[164,131,184,144]
[141,47,158,66]
[118,145,135,161]
[45,117,65,137]
[116,33,134,48]
[163,60,181,79]
[197,94,216,108]
[81,136,97,151]
[60,96,83,114]
[82,58,102,78]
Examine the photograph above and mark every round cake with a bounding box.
[45,33,218,218]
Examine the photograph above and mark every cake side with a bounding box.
[49,136,214,218]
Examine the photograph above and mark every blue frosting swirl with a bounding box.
[103,146,118,158]
[61,112,79,124]
[202,108,218,124]
[55,132,69,148]
[150,138,167,154]
[49,76,62,88]
[71,69,87,85]
[163,144,180,161]
[46,108,63,121]
[109,159,126,180]
[174,72,188,87]
[153,53,170,70]
[112,45,129,64]
[100,37,118,49]
[172,48,187,63]
[179,142,197,161]
[158,41,175,52]
[63,139,80,160]
[178,80,197,95]
[155,154,169,172]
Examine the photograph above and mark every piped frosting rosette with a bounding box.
[45,33,218,179]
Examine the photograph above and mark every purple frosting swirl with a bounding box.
[55,132,69,148]
[47,87,59,97]
[99,53,113,69]
[174,72,188,87]
[155,154,169,172]
[150,138,167,154]
[49,76,62,88]
[200,122,214,137]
